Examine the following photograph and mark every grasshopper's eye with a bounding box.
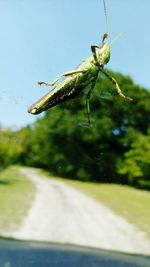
[102,33,108,43]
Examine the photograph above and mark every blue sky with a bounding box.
[0,0,149,128]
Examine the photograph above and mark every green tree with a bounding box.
[118,132,150,188]
[0,128,19,169]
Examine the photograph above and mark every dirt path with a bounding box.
[12,168,150,254]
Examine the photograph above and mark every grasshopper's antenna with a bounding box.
[103,0,108,40]
[110,32,124,46]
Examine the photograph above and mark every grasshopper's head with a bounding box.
[97,33,110,67]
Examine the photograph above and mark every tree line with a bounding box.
[1,70,150,189]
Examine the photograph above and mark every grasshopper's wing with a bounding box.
[28,76,81,114]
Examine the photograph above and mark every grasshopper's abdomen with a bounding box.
[28,79,77,115]
[28,65,99,115]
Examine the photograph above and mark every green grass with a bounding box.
[45,172,150,239]
[0,166,35,233]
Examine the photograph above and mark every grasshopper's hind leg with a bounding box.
[37,69,87,87]
[101,70,133,102]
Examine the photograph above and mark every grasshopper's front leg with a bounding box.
[37,69,87,87]
[91,45,99,65]
[101,70,133,102]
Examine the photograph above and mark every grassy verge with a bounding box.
[0,166,35,233]
[43,170,150,239]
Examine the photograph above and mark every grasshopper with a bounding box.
[28,0,132,123]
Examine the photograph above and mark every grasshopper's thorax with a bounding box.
[97,42,110,67]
